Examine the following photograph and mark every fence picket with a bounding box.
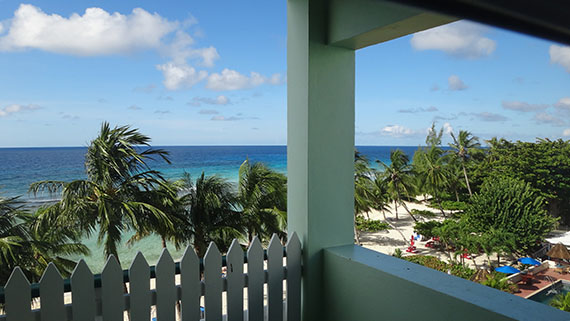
[180,245,201,321]
[39,263,65,321]
[129,252,151,321]
[101,255,124,321]
[226,239,244,321]
[286,232,302,321]
[204,242,222,321]
[156,249,176,321]
[71,260,96,321]
[267,234,284,321]
[4,267,32,321]
[247,237,264,321]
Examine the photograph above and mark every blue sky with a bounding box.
[0,1,568,147]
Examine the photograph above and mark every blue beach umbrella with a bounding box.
[518,257,541,266]
[495,266,521,274]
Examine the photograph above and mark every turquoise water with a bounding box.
[528,280,570,306]
[0,145,419,272]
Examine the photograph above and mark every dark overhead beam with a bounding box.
[382,0,570,45]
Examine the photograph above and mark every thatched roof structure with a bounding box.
[547,243,570,260]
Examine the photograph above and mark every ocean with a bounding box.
[0,145,419,271]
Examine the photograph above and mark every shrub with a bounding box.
[411,209,438,218]
[355,216,390,232]
[440,201,469,211]
[480,272,518,294]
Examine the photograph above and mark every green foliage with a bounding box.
[0,196,89,284]
[449,130,481,197]
[238,159,287,243]
[449,263,475,279]
[474,138,570,224]
[480,272,518,293]
[440,201,469,211]
[411,209,438,219]
[550,292,570,312]
[404,255,448,271]
[377,149,418,221]
[414,220,442,239]
[30,122,173,262]
[355,216,390,232]
[392,248,403,258]
[463,176,558,252]
[403,255,475,279]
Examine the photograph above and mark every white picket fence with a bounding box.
[0,233,302,321]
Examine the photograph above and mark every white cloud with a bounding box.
[550,45,570,73]
[443,122,453,134]
[0,4,176,55]
[188,95,230,106]
[554,97,570,111]
[380,125,415,137]
[211,115,241,121]
[199,109,219,115]
[398,106,438,113]
[502,101,548,112]
[410,21,496,59]
[206,69,284,91]
[156,62,208,90]
[0,104,41,117]
[534,112,565,126]
[472,112,508,122]
[163,31,219,67]
[448,75,468,91]
[563,129,570,137]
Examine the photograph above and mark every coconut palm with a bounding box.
[354,150,374,245]
[414,146,450,216]
[550,292,570,312]
[449,130,481,197]
[237,159,287,244]
[128,179,188,249]
[0,196,88,284]
[30,122,174,264]
[377,149,417,221]
[178,172,243,256]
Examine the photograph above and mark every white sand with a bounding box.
[359,200,513,269]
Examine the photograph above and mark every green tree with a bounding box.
[413,146,450,216]
[449,130,480,197]
[0,196,89,284]
[237,159,287,244]
[377,150,417,221]
[179,173,243,256]
[30,122,174,264]
[474,138,570,224]
[463,176,557,253]
[550,292,570,312]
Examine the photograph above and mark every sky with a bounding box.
[0,1,569,147]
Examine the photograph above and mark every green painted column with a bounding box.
[287,0,355,319]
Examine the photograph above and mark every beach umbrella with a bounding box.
[495,266,520,274]
[547,243,570,260]
[517,257,541,266]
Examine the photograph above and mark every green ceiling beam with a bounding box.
[328,0,457,50]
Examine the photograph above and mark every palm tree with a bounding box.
[179,172,243,256]
[237,159,287,244]
[354,151,374,245]
[30,122,174,264]
[128,179,188,249]
[0,196,89,283]
[449,130,480,197]
[414,146,450,216]
[377,150,417,221]
[550,292,570,312]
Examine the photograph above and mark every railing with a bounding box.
[0,233,301,321]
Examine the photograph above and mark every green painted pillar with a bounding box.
[287,0,355,319]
